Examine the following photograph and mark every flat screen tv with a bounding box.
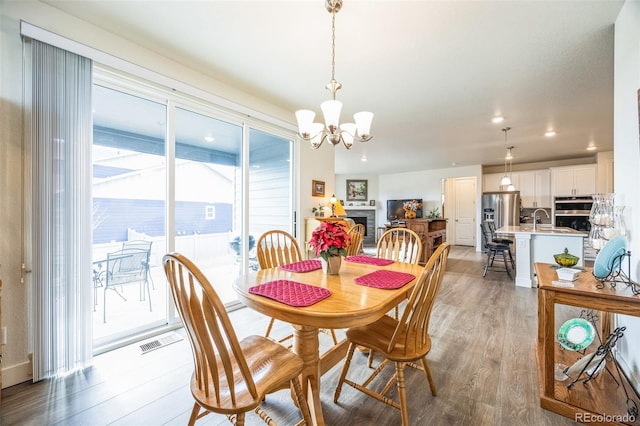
[386,199,423,221]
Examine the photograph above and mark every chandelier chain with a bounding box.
[330,7,337,99]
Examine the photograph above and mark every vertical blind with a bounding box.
[29,39,93,380]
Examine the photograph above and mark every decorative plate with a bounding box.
[593,235,627,279]
[558,318,595,351]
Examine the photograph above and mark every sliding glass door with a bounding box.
[91,76,295,350]
[174,107,243,305]
[92,85,168,347]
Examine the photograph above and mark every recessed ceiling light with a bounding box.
[361,155,367,162]
[492,116,504,123]
[204,134,215,143]
[586,145,597,151]
[452,162,457,166]
[544,130,556,137]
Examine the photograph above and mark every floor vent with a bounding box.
[140,333,184,354]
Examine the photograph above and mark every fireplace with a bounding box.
[348,216,368,236]
[345,209,376,246]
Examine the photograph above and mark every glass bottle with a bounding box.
[589,193,614,227]
[588,224,607,251]
[605,206,626,240]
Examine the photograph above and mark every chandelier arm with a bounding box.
[310,133,328,150]
[297,128,324,142]
[342,137,353,150]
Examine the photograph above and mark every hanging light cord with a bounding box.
[326,3,341,100]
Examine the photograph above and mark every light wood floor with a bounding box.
[0,246,578,425]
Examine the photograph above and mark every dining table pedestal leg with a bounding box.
[293,324,324,426]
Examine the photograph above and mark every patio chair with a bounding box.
[162,252,312,426]
[122,240,154,288]
[333,243,451,426]
[102,247,152,323]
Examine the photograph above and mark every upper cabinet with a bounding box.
[483,170,550,207]
[550,164,597,197]
[483,173,504,192]
[518,170,551,208]
[483,172,520,193]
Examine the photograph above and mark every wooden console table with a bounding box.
[535,263,640,425]
[403,218,447,264]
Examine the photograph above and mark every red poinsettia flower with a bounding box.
[309,221,351,261]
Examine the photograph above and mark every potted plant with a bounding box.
[311,203,325,217]
[309,221,351,274]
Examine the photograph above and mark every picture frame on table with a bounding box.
[346,179,368,201]
[312,180,325,197]
[369,200,376,206]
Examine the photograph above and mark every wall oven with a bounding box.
[554,196,596,260]
[554,196,593,232]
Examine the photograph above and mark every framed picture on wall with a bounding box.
[346,179,368,201]
[312,180,325,197]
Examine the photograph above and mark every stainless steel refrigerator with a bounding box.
[482,192,521,247]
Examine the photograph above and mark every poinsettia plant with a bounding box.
[309,221,351,261]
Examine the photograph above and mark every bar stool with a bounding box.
[481,222,514,279]
[487,221,515,268]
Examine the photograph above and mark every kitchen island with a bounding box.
[496,225,585,288]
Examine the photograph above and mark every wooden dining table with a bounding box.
[233,258,424,426]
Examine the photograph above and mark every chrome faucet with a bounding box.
[532,208,550,232]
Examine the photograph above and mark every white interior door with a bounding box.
[454,177,476,246]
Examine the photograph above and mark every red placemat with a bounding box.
[279,260,322,272]
[354,270,416,290]
[248,280,331,307]
[345,256,394,266]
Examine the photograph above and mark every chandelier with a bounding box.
[295,0,373,149]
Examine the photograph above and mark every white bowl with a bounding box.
[556,268,579,281]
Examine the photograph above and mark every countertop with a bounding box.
[496,225,586,237]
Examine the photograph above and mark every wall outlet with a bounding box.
[1,326,6,345]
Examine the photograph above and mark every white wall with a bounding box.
[613,0,640,392]
[378,165,483,250]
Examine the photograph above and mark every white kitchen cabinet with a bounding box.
[483,172,519,193]
[550,164,596,197]
[518,170,551,208]
[483,173,503,192]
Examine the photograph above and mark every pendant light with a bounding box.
[500,127,512,186]
[506,146,515,191]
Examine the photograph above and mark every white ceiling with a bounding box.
[43,0,624,175]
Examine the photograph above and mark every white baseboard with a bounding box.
[1,360,32,389]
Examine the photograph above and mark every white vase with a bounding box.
[320,256,342,275]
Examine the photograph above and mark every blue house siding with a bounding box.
[93,198,232,244]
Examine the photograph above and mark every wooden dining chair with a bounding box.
[376,227,423,336]
[346,223,365,256]
[256,230,338,345]
[163,253,312,426]
[377,228,423,265]
[333,243,450,426]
